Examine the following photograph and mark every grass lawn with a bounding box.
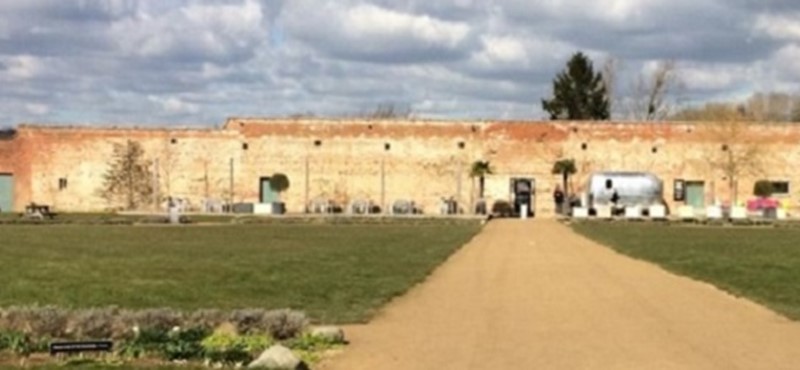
[0,221,481,324]
[572,222,800,320]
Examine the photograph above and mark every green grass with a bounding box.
[0,221,480,324]
[572,222,800,320]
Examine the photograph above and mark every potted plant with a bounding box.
[270,173,290,215]
[469,160,493,214]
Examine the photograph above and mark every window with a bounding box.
[58,178,68,190]
[314,140,322,147]
[605,179,613,189]
[457,141,465,149]
[384,143,391,151]
[771,181,790,195]
[242,143,249,150]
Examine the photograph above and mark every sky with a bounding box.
[1,0,799,126]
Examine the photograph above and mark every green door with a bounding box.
[260,178,278,203]
[0,174,13,213]
[685,181,705,208]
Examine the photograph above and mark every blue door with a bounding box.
[685,182,705,209]
[260,178,278,203]
[0,174,13,212]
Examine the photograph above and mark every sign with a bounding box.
[50,341,113,355]
[673,179,685,202]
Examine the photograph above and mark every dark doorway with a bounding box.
[510,178,535,217]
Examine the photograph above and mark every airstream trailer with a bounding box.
[585,172,665,213]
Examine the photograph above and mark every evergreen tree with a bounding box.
[542,52,610,120]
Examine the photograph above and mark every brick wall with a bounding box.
[2,119,799,217]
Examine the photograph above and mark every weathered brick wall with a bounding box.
[3,119,800,216]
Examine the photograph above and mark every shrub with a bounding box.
[286,332,343,365]
[229,309,267,335]
[186,309,227,331]
[491,200,513,217]
[201,332,254,366]
[131,308,183,332]
[0,331,33,356]
[263,309,308,340]
[754,180,774,197]
[163,326,210,361]
[1,306,69,338]
[69,307,117,339]
[229,308,306,338]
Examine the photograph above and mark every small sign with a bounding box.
[50,341,113,355]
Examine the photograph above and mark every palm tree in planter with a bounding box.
[470,160,493,214]
[551,158,577,212]
[270,173,290,215]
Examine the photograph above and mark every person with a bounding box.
[610,189,619,205]
[610,189,620,215]
[553,185,565,214]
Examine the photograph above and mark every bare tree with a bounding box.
[99,140,154,210]
[601,56,620,117]
[365,102,413,119]
[700,107,765,205]
[630,60,680,121]
[745,92,795,122]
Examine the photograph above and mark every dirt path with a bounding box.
[320,219,800,370]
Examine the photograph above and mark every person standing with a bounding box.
[553,185,565,215]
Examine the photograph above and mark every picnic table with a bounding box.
[24,203,56,220]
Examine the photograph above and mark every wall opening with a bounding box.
[242,143,249,150]
[58,178,68,190]
[314,140,322,147]
[458,141,465,149]
[581,143,588,150]
[0,173,13,213]
[384,143,391,151]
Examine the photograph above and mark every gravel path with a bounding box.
[320,219,800,370]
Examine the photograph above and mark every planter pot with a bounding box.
[272,202,286,215]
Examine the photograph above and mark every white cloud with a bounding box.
[110,0,266,64]
[680,65,742,91]
[754,13,800,41]
[25,103,50,115]
[344,4,469,48]
[285,1,471,62]
[148,96,200,114]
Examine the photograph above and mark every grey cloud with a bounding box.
[0,0,799,126]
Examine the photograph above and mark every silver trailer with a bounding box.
[585,172,665,211]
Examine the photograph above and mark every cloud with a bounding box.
[0,0,798,125]
[285,1,472,63]
[148,96,200,115]
[25,103,50,116]
[754,13,800,41]
[109,0,267,65]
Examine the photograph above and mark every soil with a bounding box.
[320,219,800,370]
